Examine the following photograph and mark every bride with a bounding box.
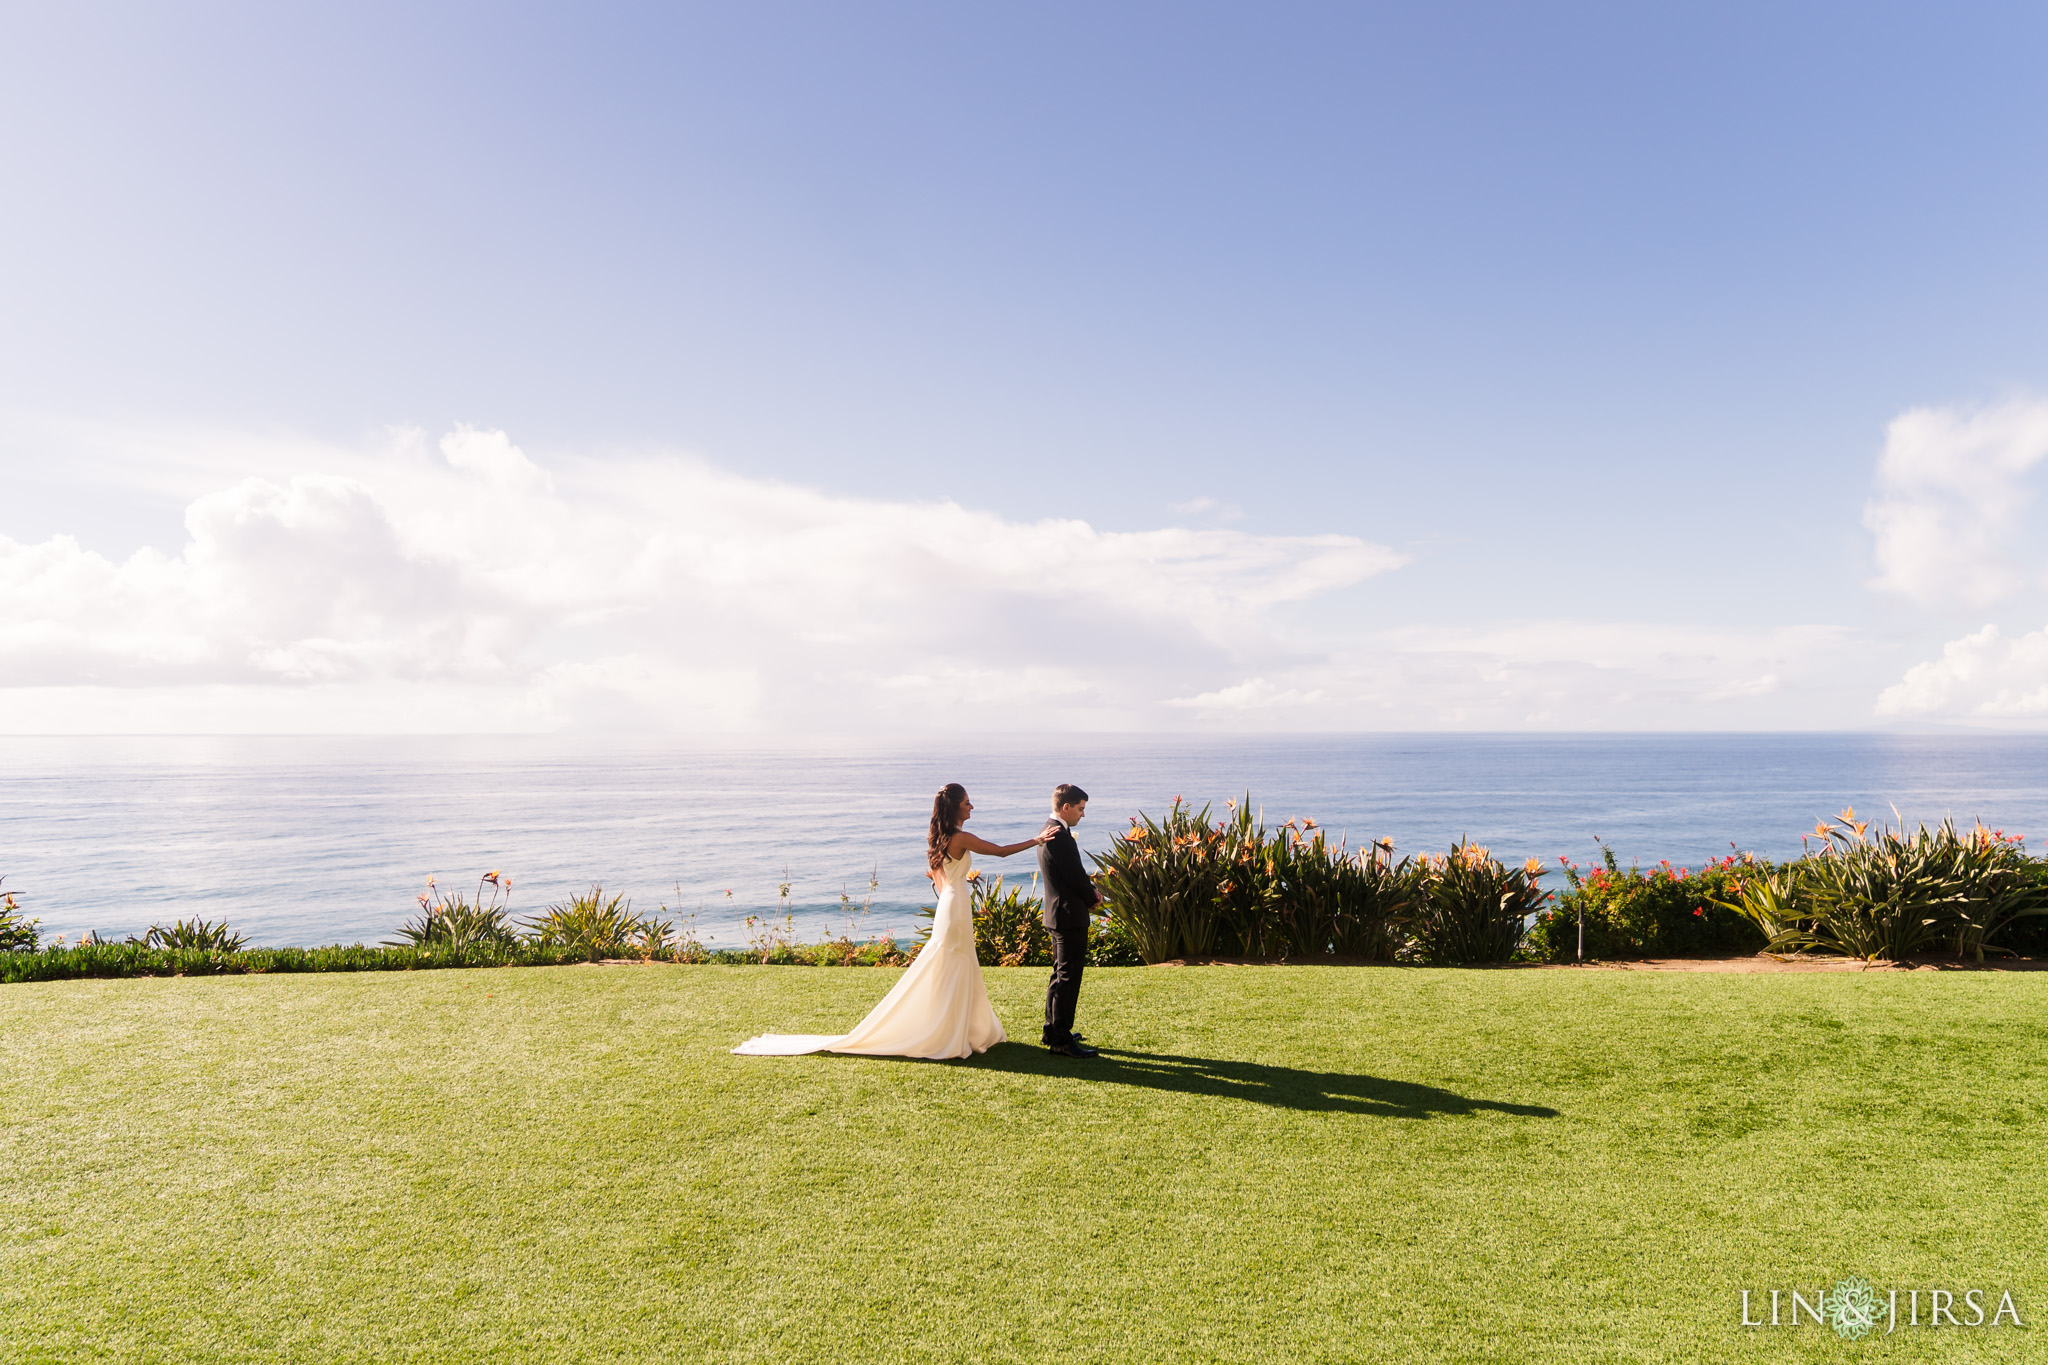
[732,783,1052,1059]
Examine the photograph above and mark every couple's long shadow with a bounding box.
[952,1044,1560,1119]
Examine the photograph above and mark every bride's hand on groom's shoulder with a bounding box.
[1035,825,1058,844]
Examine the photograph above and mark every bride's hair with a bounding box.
[928,783,968,869]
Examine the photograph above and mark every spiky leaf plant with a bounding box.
[525,885,649,961]
[1771,811,2044,962]
[384,872,521,953]
[142,917,247,952]
[1407,842,1543,964]
[1715,862,1804,950]
[1279,828,1414,961]
[1092,798,1224,963]
[1093,796,1420,963]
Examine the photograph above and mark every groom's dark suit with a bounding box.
[1037,817,1096,1047]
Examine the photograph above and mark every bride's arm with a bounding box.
[949,827,1055,859]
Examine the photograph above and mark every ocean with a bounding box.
[3,732,2045,948]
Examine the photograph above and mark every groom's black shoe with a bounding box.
[1048,1040,1099,1058]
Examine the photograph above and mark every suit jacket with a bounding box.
[1037,819,1097,933]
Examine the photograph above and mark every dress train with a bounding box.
[731,852,1004,1060]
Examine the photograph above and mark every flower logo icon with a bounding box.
[1825,1277,1883,1340]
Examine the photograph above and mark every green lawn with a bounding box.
[3,963,2043,1362]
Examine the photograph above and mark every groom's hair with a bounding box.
[1052,783,1089,808]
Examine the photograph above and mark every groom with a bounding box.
[1037,783,1101,1058]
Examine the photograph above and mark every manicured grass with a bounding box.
[3,964,2043,1362]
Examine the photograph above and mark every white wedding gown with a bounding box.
[732,852,1006,1059]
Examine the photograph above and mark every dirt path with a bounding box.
[1530,954,2048,973]
[1148,954,2048,972]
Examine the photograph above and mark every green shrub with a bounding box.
[1274,828,1413,962]
[1094,796,1416,963]
[911,874,1138,968]
[1206,801,1288,959]
[0,941,599,984]
[970,874,1054,967]
[1209,804,1404,959]
[1756,813,2044,962]
[2005,866,2048,956]
[806,936,914,967]
[1086,912,1145,966]
[733,936,911,967]
[1093,799,1227,963]
[1406,842,1543,964]
[1528,848,1767,962]
[0,880,37,952]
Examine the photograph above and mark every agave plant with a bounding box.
[142,917,247,951]
[1406,842,1543,964]
[525,885,650,961]
[384,872,521,953]
[632,912,677,958]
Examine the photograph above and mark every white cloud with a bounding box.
[1700,673,1780,702]
[1167,496,1245,521]
[1857,398,2048,723]
[1863,398,2048,607]
[0,426,1406,732]
[1164,622,1847,729]
[1165,677,1328,711]
[1875,623,2048,719]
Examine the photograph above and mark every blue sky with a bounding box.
[6,3,2048,731]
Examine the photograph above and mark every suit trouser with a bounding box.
[1043,923,1086,1045]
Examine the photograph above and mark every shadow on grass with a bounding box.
[960,1044,1561,1119]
